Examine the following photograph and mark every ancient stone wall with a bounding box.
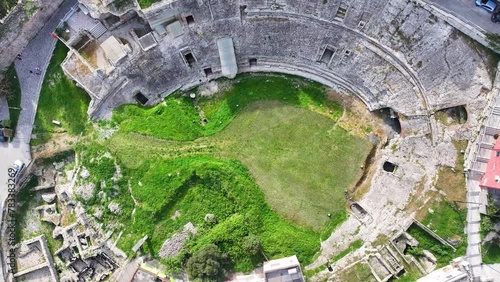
[78,0,492,131]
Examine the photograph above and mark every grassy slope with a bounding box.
[113,75,342,140]
[33,42,90,145]
[78,149,319,271]
[113,97,203,141]
[5,64,21,134]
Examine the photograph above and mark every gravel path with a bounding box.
[13,0,77,149]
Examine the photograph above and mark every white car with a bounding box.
[11,160,25,180]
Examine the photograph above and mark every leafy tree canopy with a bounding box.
[186,244,229,281]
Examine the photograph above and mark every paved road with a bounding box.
[0,0,76,279]
[425,0,500,33]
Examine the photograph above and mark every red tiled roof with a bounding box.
[480,138,500,190]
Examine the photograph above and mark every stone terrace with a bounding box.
[66,0,491,128]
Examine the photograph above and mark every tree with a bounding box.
[186,244,228,282]
[242,234,262,255]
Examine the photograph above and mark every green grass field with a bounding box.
[33,41,90,145]
[216,101,368,229]
[70,74,370,273]
[5,64,22,136]
[110,75,370,230]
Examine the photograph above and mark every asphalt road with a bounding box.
[425,0,500,33]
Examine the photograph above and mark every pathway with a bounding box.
[14,0,77,147]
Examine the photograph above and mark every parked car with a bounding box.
[492,6,500,21]
[11,160,25,180]
[476,0,498,12]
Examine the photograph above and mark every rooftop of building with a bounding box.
[480,137,500,190]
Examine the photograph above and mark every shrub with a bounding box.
[186,244,229,282]
[243,234,262,255]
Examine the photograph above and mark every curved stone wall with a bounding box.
[78,0,492,131]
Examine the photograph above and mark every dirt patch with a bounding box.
[350,144,381,201]
[330,90,386,138]
[31,133,78,159]
[80,41,100,69]
[333,91,387,200]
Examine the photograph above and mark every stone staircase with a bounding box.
[89,21,107,39]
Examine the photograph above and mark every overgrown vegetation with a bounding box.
[186,244,229,281]
[407,140,468,267]
[3,64,21,137]
[486,33,500,52]
[0,0,17,19]
[33,41,91,145]
[33,55,371,276]
[73,74,373,276]
[481,198,500,263]
[136,0,161,9]
[14,176,63,254]
[405,139,467,267]
[336,261,377,282]
[111,76,368,230]
[483,242,500,264]
[407,201,466,268]
[113,74,342,140]
[78,149,319,272]
[397,271,422,282]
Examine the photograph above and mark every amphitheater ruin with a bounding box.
[4,0,500,280]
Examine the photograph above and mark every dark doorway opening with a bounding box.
[204,67,213,76]
[249,58,257,66]
[383,161,397,173]
[436,105,468,125]
[105,14,120,26]
[377,108,402,134]
[186,15,195,24]
[184,52,196,65]
[320,48,335,64]
[135,92,149,105]
[72,34,91,50]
